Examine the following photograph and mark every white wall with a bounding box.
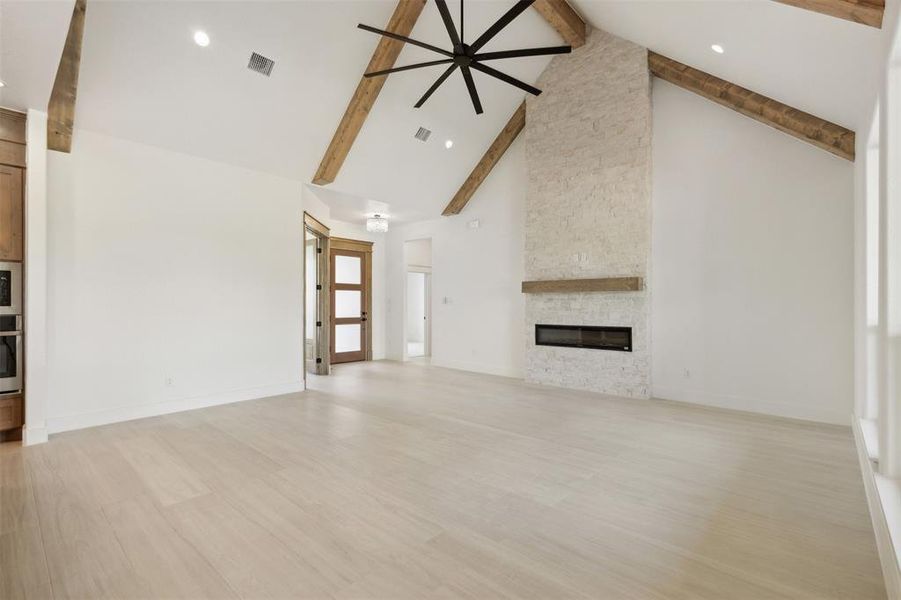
[405,239,431,268]
[855,112,881,424]
[46,130,306,432]
[24,109,49,445]
[651,79,855,425]
[385,139,526,377]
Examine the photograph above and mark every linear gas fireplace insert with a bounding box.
[535,325,632,352]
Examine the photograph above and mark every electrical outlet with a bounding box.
[165,376,175,387]
[683,369,691,379]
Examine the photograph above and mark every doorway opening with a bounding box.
[407,271,431,358]
[304,213,330,378]
[404,238,432,361]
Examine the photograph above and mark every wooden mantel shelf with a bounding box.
[521,277,644,294]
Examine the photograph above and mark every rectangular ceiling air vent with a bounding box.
[248,52,275,77]
[414,127,431,142]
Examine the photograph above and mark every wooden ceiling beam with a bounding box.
[648,51,855,161]
[48,0,87,153]
[442,101,526,216]
[773,0,884,28]
[313,0,426,185]
[532,0,586,48]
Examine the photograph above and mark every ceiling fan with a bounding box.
[358,0,571,115]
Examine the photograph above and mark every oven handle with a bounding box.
[0,331,22,336]
[8,333,23,393]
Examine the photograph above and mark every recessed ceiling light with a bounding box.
[711,44,724,54]
[193,30,210,47]
[445,139,454,149]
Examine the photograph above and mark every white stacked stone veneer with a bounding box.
[524,28,651,398]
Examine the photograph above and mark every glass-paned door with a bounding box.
[330,249,367,363]
[304,226,329,375]
[305,230,319,374]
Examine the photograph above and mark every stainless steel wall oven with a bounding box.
[0,262,23,393]
[0,262,22,316]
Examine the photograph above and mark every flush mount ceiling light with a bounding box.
[358,0,572,115]
[0,80,5,88]
[193,30,211,47]
[366,214,389,233]
[711,44,724,54]
[445,139,454,149]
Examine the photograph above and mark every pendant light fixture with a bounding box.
[366,214,388,233]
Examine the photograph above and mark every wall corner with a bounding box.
[24,109,49,445]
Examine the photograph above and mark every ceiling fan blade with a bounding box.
[434,0,461,49]
[469,0,535,53]
[469,61,541,96]
[357,24,453,57]
[460,65,484,115]
[474,46,572,61]
[365,59,454,78]
[415,64,459,108]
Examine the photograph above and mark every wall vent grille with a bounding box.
[414,127,431,142]
[248,52,275,76]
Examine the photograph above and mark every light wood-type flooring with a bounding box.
[0,361,886,599]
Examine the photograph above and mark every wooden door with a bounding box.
[305,232,321,374]
[0,166,23,262]
[330,249,368,364]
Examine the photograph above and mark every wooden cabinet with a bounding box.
[0,108,26,169]
[0,109,24,441]
[0,165,23,261]
[0,394,22,431]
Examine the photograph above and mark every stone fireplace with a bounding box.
[524,27,651,399]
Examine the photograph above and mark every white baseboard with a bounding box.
[853,417,901,599]
[429,358,524,379]
[47,381,304,435]
[23,425,48,446]
[652,385,849,425]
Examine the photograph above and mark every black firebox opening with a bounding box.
[535,325,632,352]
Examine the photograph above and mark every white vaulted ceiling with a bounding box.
[0,0,73,111]
[0,0,889,223]
[573,0,884,133]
